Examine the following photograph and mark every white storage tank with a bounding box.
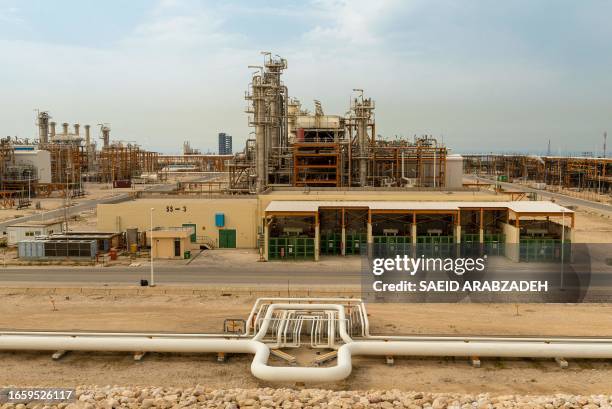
[445,154,464,189]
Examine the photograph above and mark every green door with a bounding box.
[219,229,236,248]
[182,223,197,243]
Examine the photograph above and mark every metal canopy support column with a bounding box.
[341,207,346,256]
[411,212,417,245]
[263,217,270,261]
[367,209,373,245]
[314,212,320,261]
[454,210,462,244]
[479,208,484,244]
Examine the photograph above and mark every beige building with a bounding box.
[150,228,191,259]
[97,198,258,249]
[6,219,64,245]
[97,190,574,262]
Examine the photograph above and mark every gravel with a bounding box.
[1,387,611,409]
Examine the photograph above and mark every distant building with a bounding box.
[218,133,232,155]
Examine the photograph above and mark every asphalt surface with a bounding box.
[0,181,182,231]
[0,193,131,231]
[0,263,360,285]
[467,175,612,214]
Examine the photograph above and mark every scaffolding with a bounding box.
[464,154,612,193]
[97,144,159,183]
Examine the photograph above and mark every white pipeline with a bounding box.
[2,299,612,383]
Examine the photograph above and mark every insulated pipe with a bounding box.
[3,300,612,383]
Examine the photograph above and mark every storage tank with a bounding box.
[126,227,138,250]
[445,154,464,189]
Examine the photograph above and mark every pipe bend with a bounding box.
[250,344,353,383]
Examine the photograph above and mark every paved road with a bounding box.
[0,182,180,230]
[0,264,360,285]
[467,175,612,214]
[1,257,610,286]
[0,193,132,230]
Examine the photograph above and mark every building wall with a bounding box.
[7,222,63,245]
[14,150,52,184]
[98,198,258,248]
[152,236,188,259]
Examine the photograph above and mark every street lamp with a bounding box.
[150,207,155,287]
[560,209,565,290]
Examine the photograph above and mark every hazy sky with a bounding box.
[1,0,610,155]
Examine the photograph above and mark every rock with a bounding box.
[141,398,155,409]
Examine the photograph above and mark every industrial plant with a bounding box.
[1,47,612,404]
[1,53,604,264]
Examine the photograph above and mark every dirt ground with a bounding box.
[1,291,612,394]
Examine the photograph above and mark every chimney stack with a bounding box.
[74,123,80,137]
[50,122,56,139]
[84,125,91,146]
[62,122,69,136]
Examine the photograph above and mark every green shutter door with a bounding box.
[219,229,236,248]
[182,223,197,243]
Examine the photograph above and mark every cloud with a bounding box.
[0,0,610,154]
[0,4,23,24]
[302,0,415,46]
[120,0,244,50]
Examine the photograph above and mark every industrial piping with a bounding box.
[2,299,612,383]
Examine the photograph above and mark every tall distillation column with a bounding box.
[351,91,375,186]
[247,53,288,192]
[37,111,50,145]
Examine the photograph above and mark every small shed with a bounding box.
[150,227,192,259]
[6,219,64,246]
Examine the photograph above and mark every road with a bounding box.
[0,181,180,231]
[0,193,131,231]
[467,175,612,214]
[0,264,360,285]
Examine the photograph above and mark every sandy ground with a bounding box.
[1,291,612,394]
[0,183,128,222]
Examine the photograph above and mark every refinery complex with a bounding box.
[1,50,612,402]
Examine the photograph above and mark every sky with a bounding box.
[0,0,611,155]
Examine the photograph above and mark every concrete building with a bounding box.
[13,146,52,184]
[150,227,192,259]
[97,191,574,262]
[6,219,64,245]
[98,198,258,249]
[218,133,232,155]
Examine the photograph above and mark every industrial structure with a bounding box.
[464,154,612,193]
[228,54,459,193]
[0,111,162,204]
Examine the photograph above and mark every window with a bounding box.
[25,231,34,237]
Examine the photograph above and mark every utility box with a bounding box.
[215,213,225,227]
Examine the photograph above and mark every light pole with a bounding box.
[560,209,565,290]
[150,207,155,287]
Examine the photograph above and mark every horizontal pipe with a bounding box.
[3,298,612,383]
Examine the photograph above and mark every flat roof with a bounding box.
[265,200,573,214]
[7,219,64,228]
